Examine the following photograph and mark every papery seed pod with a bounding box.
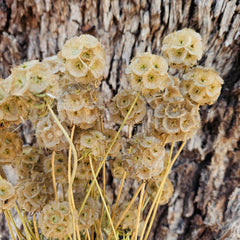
[151,97,200,142]
[36,114,70,151]
[109,90,146,126]
[126,52,169,95]
[0,180,16,212]
[162,28,203,68]
[0,129,22,165]
[180,66,224,105]
[0,96,29,127]
[39,201,76,239]
[16,177,51,213]
[145,76,181,109]
[26,62,56,94]
[113,202,141,232]
[57,86,103,129]
[122,133,168,180]
[43,153,68,184]
[10,68,30,96]
[146,177,174,205]
[109,154,126,179]
[78,197,101,230]
[60,34,106,87]
[103,128,122,157]
[74,129,106,158]
[14,146,44,178]
[61,36,83,59]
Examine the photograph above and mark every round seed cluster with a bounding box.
[57,86,103,129]
[109,90,146,125]
[0,180,16,212]
[39,201,75,239]
[180,66,224,105]
[78,197,101,230]
[122,133,168,180]
[126,52,169,95]
[162,28,203,68]
[59,35,106,87]
[0,129,22,165]
[151,96,200,142]
[146,177,174,205]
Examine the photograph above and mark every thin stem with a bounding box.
[51,151,57,201]
[141,190,148,209]
[86,229,91,240]
[67,125,77,240]
[142,141,186,240]
[15,204,32,240]
[89,155,117,240]
[135,182,145,240]
[78,92,140,216]
[107,182,145,240]
[142,197,150,212]
[33,213,40,240]
[4,210,15,240]
[22,211,35,239]
[7,210,26,240]
[111,171,126,221]
[47,105,78,187]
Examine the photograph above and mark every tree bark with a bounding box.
[0,0,239,239]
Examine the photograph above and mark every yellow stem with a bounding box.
[142,141,186,240]
[135,182,145,240]
[51,151,57,201]
[47,105,78,240]
[86,229,91,240]
[4,210,15,240]
[107,182,145,240]
[33,213,40,240]
[22,211,35,239]
[7,210,26,240]
[111,171,126,221]
[89,155,117,240]
[15,204,32,240]
[67,125,77,240]
[78,92,140,216]
[142,197,150,212]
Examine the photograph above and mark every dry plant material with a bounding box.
[0,30,224,239]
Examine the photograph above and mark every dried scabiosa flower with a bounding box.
[122,133,168,180]
[162,28,203,68]
[78,197,101,230]
[0,180,16,212]
[126,52,169,95]
[57,85,103,129]
[60,34,106,87]
[151,96,200,142]
[35,114,70,151]
[39,201,76,239]
[0,129,22,165]
[109,89,146,125]
[146,176,174,205]
[180,66,224,105]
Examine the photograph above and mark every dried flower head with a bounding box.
[0,180,16,212]
[180,66,224,105]
[109,89,146,125]
[162,28,203,68]
[126,52,169,95]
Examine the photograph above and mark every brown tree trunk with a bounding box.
[0,0,239,239]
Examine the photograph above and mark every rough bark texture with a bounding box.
[0,0,239,239]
